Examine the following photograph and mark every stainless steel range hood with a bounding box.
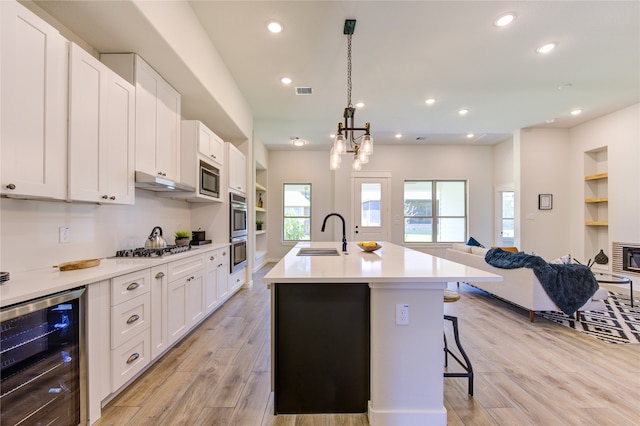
[135,171,195,192]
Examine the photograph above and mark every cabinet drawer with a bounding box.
[111,269,151,306]
[111,292,151,349]
[111,328,151,392]
[168,255,204,281]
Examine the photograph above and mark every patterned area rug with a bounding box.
[538,292,640,344]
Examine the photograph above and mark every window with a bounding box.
[404,180,467,243]
[283,183,311,241]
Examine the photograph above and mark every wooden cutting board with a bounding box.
[54,258,101,271]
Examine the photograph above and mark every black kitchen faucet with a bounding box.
[321,213,347,252]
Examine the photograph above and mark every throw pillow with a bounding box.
[466,236,484,247]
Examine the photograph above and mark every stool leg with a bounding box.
[444,314,474,396]
[444,333,449,368]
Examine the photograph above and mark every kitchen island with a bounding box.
[264,241,502,426]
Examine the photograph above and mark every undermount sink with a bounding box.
[297,248,340,256]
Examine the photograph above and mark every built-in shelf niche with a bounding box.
[584,147,609,269]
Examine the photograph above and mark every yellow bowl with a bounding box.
[358,243,382,252]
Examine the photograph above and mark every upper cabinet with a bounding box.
[1,1,68,200]
[68,44,135,204]
[101,53,181,182]
[189,121,224,167]
[227,143,246,194]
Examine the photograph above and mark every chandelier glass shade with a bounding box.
[330,19,373,171]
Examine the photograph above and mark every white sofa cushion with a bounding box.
[451,242,472,253]
[471,246,489,257]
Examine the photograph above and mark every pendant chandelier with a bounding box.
[330,19,373,171]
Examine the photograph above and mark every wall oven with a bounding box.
[231,236,248,273]
[200,160,220,199]
[1,287,86,425]
[230,192,247,238]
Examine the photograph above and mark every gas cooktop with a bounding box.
[113,245,192,258]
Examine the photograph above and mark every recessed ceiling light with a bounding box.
[355,102,365,108]
[494,13,516,27]
[267,21,283,33]
[536,42,557,54]
[466,133,474,139]
[546,118,556,124]
[281,77,292,85]
[329,134,336,139]
[425,98,436,105]
[395,133,402,139]
[458,109,469,116]
[291,137,307,146]
[570,109,583,116]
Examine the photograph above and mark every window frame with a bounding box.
[403,180,468,243]
[282,183,312,242]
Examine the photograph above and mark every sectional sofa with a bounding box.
[446,243,609,321]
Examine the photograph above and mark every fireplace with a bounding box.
[612,242,640,276]
[623,247,640,273]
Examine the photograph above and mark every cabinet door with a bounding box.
[68,43,108,202]
[133,58,158,177]
[204,252,219,313]
[150,265,168,360]
[210,131,224,166]
[186,271,205,326]
[167,277,188,346]
[105,72,135,204]
[156,79,181,181]
[1,1,68,200]
[228,144,246,193]
[218,249,230,300]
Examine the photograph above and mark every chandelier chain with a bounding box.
[347,33,352,108]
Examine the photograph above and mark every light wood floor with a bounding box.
[95,264,640,426]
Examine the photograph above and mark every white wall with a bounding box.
[0,191,194,272]
[568,103,640,265]
[267,144,495,260]
[516,128,572,258]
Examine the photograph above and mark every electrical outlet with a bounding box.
[59,226,70,243]
[395,304,409,325]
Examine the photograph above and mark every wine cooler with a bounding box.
[1,288,86,425]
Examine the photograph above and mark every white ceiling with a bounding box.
[32,1,639,151]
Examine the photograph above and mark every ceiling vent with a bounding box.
[295,87,313,95]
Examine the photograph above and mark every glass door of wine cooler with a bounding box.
[1,287,85,425]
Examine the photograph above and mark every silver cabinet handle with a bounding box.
[126,314,140,324]
[110,196,116,200]
[186,275,195,282]
[218,263,223,268]
[126,282,140,291]
[6,184,15,190]
[155,272,165,279]
[209,256,215,261]
[126,353,140,364]
[102,195,109,199]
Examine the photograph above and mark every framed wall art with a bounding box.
[538,194,553,210]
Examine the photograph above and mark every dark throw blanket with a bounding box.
[484,248,599,316]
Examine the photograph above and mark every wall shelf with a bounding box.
[584,172,608,181]
[256,230,266,235]
[584,197,608,203]
[256,207,266,212]
[585,221,608,226]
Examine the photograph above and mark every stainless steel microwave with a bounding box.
[200,160,220,198]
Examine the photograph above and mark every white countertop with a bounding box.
[0,243,230,307]
[264,241,503,285]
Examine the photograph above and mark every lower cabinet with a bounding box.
[150,264,168,360]
[109,270,152,392]
[167,255,205,346]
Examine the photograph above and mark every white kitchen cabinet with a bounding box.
[167,256,205,346]
[230,268,246,292]
[68,43,135,204]
[101,53,181,182]
[204,246,229,313]
[183,120,224,167]
[109,269,152,392]
[227,142,246,194]
[1,1,68,200]
[166,120,224,202]
[150,265,168,360]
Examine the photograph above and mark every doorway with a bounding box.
[352,174,390,242]
[496,190,515,247]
